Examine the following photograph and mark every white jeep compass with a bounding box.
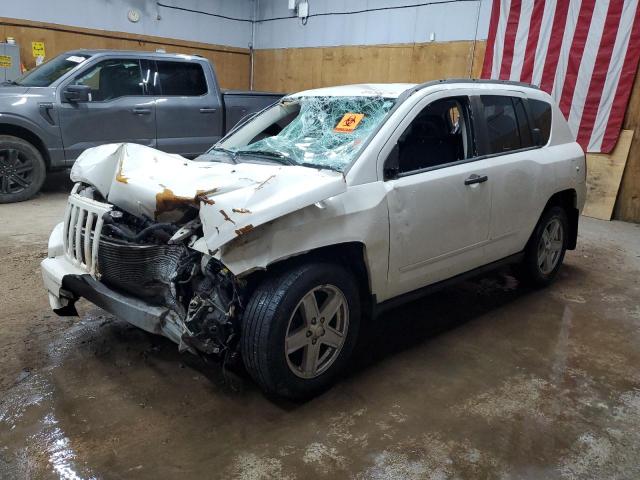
[41,80,586,399]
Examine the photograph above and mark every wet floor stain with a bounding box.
[1,223,640,479]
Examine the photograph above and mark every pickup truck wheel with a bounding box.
[0,135,46,203]
[241,262,360,400]
[518,206,568,287]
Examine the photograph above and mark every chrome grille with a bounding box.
[62,184,112,276]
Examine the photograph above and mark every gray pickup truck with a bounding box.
[0,50,283,203]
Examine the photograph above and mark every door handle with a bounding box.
[199,107,217,114]
[464,174,488,185]
[132,107,151,115]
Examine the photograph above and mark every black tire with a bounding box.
[0,135,47,203]
[517,206,569,287]
[241,262,361,400]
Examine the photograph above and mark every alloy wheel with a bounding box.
[0,148,34,194]
[537,218,564,275]
[284,285,349,379]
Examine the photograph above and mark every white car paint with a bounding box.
[42,80,586,339]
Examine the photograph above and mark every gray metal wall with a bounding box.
[255,0,493,49]
[3,0,493,51]
[2,0,254,49]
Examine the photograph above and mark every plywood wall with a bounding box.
[0,18,250,89]
[614,65,640,223]
[253,40,486,93]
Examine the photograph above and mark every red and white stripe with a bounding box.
[481,0,640,153]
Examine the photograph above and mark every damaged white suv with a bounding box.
[42,80,586,399]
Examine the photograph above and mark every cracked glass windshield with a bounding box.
[208,96,396,172]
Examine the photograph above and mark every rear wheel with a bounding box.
[517,206,568,287]
[241,262,361,400]
[0,135,46,203]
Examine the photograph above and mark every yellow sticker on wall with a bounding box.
[0,55,11,68]
[334,113,365,133]
[32,41,46,58]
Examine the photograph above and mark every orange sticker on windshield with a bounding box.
[334,113,364,133]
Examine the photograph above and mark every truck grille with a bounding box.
[62,184,112,276]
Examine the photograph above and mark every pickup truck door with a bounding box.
[58,58,156,161]
[152,60,223,157]
[383,94,492,299]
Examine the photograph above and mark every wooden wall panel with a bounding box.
[614,63,640,223]
[0,18,250,89]
[253,40,486,93]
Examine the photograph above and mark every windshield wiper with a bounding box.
[209,146,239,163]
[233,149,296,166]
[1,80,20,86]
[299,162,340,172]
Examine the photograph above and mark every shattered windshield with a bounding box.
[212,95,396,171]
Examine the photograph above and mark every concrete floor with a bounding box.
[1,173,639,479]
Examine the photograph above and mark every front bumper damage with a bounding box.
[41,187,244,358]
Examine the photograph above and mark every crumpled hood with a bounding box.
[70,143,347,252]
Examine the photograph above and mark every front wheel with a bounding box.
[241,262,361,400]
[517,206,569,287]
[0,135,47,203]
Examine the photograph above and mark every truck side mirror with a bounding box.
[384,143,400,180]
[63,84,91,103]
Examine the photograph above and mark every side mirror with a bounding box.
[532,127,542,146]
[63,84,91,103]
[384,143,400,180]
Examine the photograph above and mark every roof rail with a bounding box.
[409,78,540,95]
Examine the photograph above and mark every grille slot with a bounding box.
[62,184,112,276]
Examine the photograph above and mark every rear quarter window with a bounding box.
[528,99,552,146]
[156,61,207,96]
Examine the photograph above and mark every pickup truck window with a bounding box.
[216,96,396,171]
[14,53,90,87]
[73,59,144,101]
[156,61,207,96]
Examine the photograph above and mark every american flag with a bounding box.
[481,0,640,153]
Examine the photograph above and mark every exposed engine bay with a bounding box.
[79,183,245,361]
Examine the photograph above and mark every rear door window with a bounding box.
[156,61,207,96]
[480,95,522,154]
[528,99,552,145]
